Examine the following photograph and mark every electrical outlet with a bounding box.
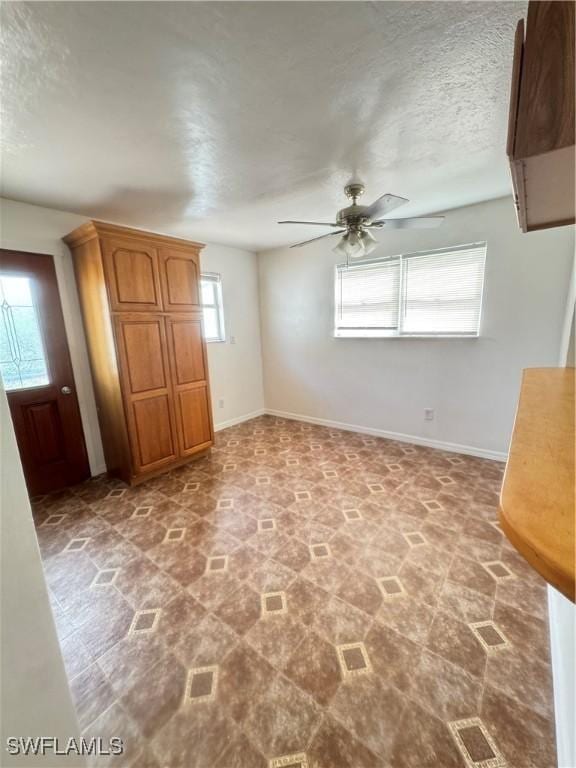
[218,399,225,409]
[229,335,236,345]
[424,408,434,421]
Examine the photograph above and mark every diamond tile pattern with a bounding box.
[32,416,555,767]
[187,665,218,703]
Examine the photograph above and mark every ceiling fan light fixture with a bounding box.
[280,183,444,249]
[347,230,361,248]
[358,229,378,256]
[332,231,365,259]
[332,233,352,257]
[332,233,348,257]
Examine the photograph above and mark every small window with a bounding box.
[335,243,486,338]
[200,273,226,343]
[0,275,50,390]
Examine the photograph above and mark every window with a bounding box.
[0,275,50,390]
[200,273,226,342]
[335,242,486,338]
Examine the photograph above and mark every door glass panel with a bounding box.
[0,275,50,390]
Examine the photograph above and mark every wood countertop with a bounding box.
[499,368,575,601]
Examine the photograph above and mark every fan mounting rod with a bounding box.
[344,183,365,204]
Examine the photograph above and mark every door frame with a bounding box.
[0,248,91,495]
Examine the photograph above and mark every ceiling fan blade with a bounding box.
[290,230,346,248]
[369,216,445,230]
[278,220,340,227]
[365,194,409,220]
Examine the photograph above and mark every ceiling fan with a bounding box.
[278,183,444,259]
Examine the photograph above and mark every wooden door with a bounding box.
[0,250,90,495]
[102,237,163,312]
[159,248,200,311]
[114,314,178,475]
[166,314,213,456]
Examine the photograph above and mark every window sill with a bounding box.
[334,332,480,340]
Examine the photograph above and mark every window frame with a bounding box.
[334,242,487,340]
[200,272,226,344]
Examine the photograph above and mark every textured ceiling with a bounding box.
[1,1,525,250]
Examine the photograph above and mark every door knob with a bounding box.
[61,386,72,395]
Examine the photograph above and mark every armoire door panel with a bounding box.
[103,238,162,311]
[167,315,206,385]
[159,248,200,311]
[132,395,177,468]
[177,386,212,453]
[117,318,168,394]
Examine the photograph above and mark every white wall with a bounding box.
[548,271,576,768]
[548,586,576,768]
[0,198,265,474]
[201,243,265,428]
[258,196,575,458]
[0,386,83,766]
[559,255,575,367]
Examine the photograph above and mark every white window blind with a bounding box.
[200,273,226,342]
[335,242,486,338]
[337,259,401,335]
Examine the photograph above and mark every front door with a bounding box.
[0,249,90,495]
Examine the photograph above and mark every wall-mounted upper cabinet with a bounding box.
[507,1,575,233]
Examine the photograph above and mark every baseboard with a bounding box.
[264,408,508,462]
[89,407,505,480]
[214,408,267,432]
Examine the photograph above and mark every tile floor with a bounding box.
[32,416,556,768]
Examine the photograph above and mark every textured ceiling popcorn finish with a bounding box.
[0,1,525,249]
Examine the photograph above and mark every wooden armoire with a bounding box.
[64,221,214,485]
